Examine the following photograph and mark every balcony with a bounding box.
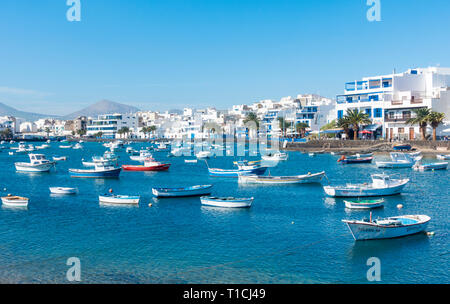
[384,117,410,123]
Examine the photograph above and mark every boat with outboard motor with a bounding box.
[323,173,409,197]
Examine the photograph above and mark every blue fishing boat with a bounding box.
[152,185,213,198]
[208,160,267,177]
[69,162,121,178]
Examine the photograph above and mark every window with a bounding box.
[398,128,404,134]
[389,112,394,119]
[374,108,383,118]
[338,110,343,119]
[365,109,372,117]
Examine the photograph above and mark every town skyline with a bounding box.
[1,0,450,114]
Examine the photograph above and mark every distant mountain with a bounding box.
[0,102,59,121]
[64,100,140,119]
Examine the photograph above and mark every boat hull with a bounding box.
[152,185,213,198]
[344,200,384,209]
[200,197,253,208]
[69,168,122,178]
[239,171,325,184]
[1,197,29,207]
[323,182,408,197]
[15,163,54,172]
[208,166,267,177]
[49,187,77,195]
[99,196,140,205]
[122,164,170,171]
[376,161,414,168]
[343,215,430,240]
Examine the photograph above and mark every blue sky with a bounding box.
[0,0,449,114]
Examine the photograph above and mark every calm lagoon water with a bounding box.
[0,142,448,283]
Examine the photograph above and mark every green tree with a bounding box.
[44,127,51,138]
[77,129,87,137]
[406,108,431,140]
[0,128,13,139]
[118,127,130,139]
[95,131,103,138]
[427,111,445,141]
[336,117,351,139]
[320,120,337,131]
[295,122,309,138]
[345,109,371,140]
[243,112,260,129]
[277,117,290,138]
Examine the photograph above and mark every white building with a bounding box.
[87,113,139,138]
[0,116,16,134]
[336,67,450,140]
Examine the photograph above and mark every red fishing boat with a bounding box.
[122,157,171,171]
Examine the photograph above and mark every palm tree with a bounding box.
[0,128,13,139]
[345,109,371,140]
[148,125,157,138]
[295,122,309,138]
[336,117,351,139]
[427,111,445,141]
[277,117,289,138]
[243,112,260,129]
[95,132,103,138]
[44,127,51,138]
[407,108,431,140]
[119,127,130,139]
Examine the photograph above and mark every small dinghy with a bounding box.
[72,143,83,150]
[324,173,409,197]
[344,199,384,209]
[436,154,450,160]
[53,156,67,161]
[413,162,448,171]
[1,195,29,207]
[342,214,430,240]
[261,152,288,161]
[376,152,422,168]
[338,156,373,164]
[49,187,77,195]
[208,160,267,177]
[200,196,253,208]
[196,151,213,159]
[59,145,73,149]
[152,185,213,198]
[238,171,325,184]
[99,195,140,205]
[184,159,198,163]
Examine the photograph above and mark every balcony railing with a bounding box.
[384,116,411,122]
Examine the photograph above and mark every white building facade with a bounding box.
[336,67,450,140]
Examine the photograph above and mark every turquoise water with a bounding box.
[0,142,448,283]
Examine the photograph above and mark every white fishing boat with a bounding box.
[130,150,152,162]
[323,173,409,197]
[413,161,448,171]
[185,159,198,163]
[436,154,450,160]
[152,185,213,198]
[36,144,50,150]
[49,187,77,195]
[376,152,422,168]
[53,156,67,161]
[73,143,83,150]
[1,195,29,207]
[344,199,384,210]
[200,196,253,208]
[342,214,430,241]
[59,145,73,149]
[15,154,55,172]
[356,153,374,158]
[196,151,213,159]
[99,195,140,205]
[261,152,288,161]
[238,171,325,184]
